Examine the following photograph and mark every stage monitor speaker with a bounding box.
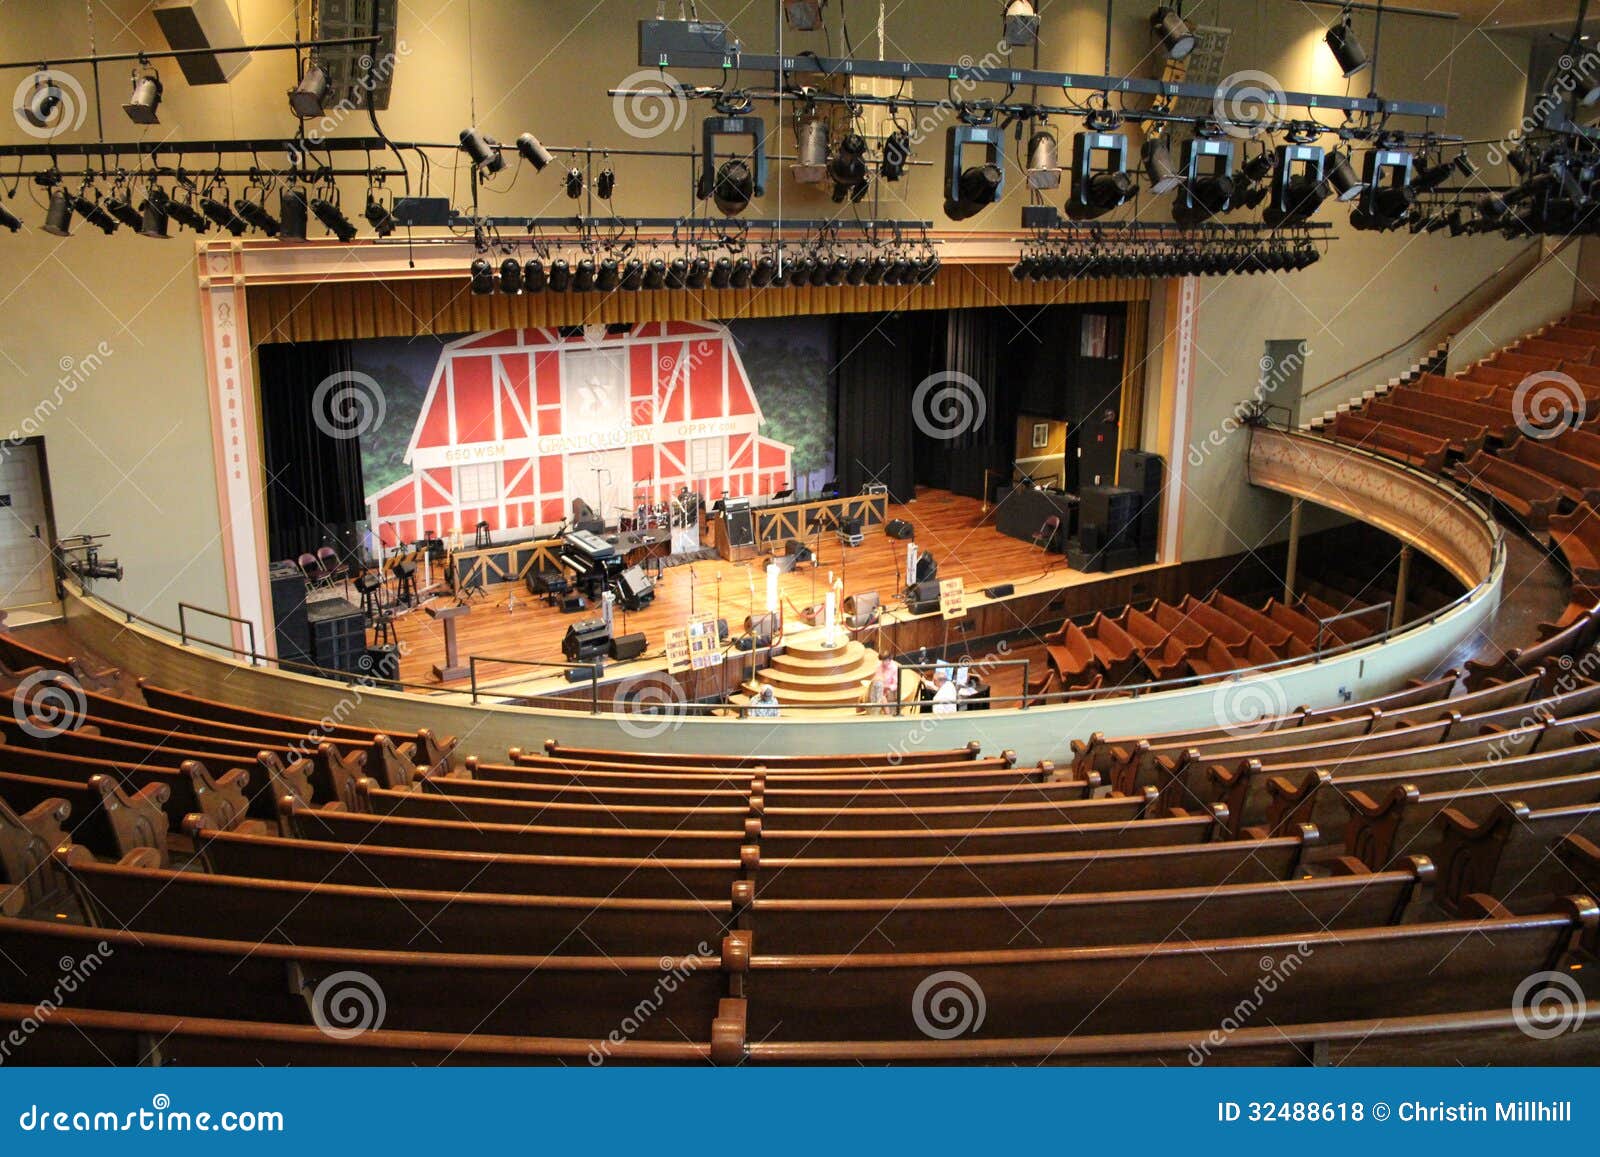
[562,619,612,661]
[786,540,813,566]
[885,519,914,540]
[608,632,648,661]
[983,583,1015,599]
[725,505,755,548]
[357,645,401,689]
[306,600,366,675]
[913,552,939,584]
[617,565,655,608]
[844,591,879,628]
[745,612,778,638]
[906,580,942,614]
[268,560,311,666]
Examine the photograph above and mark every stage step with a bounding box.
[768,640,873,675]
[733,634,885,707]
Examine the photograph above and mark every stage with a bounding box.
[372,487,1185,706]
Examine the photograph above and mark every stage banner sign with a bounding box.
[664,626,691,673]
[687,613,720,670]
[939,577,966,620]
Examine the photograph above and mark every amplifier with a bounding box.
[885,519,914,540]
[608,632,648,661]
[306,599,366,675]
[906,580,942,614]
[269,561,311,666]
[562,619,612,661]
[724,500,755,548]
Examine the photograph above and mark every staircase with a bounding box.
[729,635,883,710]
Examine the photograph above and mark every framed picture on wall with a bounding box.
[1031,422,1050,449]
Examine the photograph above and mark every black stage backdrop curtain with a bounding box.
[834,312,935,502]
[258,340,367,562]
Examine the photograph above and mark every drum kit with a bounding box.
[616,500,671,532]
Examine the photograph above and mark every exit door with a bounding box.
[0,442,57,611]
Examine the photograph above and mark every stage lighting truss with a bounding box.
[1011,224,1324,283]
[697,115,768,216]
[1172,137,1236,226]
[1066,132,1133,221]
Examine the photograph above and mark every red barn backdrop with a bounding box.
[366,321,796,545]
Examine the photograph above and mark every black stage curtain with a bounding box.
[258,340,367,562]
[834,312,935,503]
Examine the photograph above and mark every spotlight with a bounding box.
[686,256,710,289]
[123,64,162,125]
[943,124,1005,221]
[279,189,309,240]
[597,257,621,292]
[666,257,688,289]
[364,192,396,237]
[829,132,870,203]
[71,192,119,235]
[1324,11,1369,79]
[752,254,777,287]
[643,258,667,290]
[1231,151,1274,211]
[697,114,768,215]
[524,258,548,292]
[288,62,330,119]
[810,255,834,288]
[311,195,358,242]
[199,188,248,236]
[460,128,505,175]
[105,191,144,231]
[731,257,753,288]
[1141,137,1182,195]
[0,203,21,232]
[711,159,755,216]
[138,188,170,238]
[790,253,817,285]
[564,167,585,199]
[784,1,825,32]
[1004,0,1041,47]
[1350,148,1415,232]
[845,256,869,285]
[41,187,72,237]
[916,253,941,284]
[1262,144,1326,227]
[596,165,616,200]
[865,255,888,284]
[165,188,209,233]
[573,257,597,292]
[825,255,849,286]
[1172,137,1236,225]
[548,258,571,292]
[1026,129,1062,190]
[794,117,830,184]
[1411,156,1458,194]
[881,128,911,181]
[1150,7,1196,61]
[470,258,496,295]
[1068,132,1134,220]
[710,256,733,289]
[1325,149,1366,202]
[887,255,915,284]
[234,195,280,236]
[516,132,553,170]
[499,257,523,294]
[622,258,646,291]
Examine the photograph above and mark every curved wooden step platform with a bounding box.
[736,635,885,708]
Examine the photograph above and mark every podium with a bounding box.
[427,603,471,681]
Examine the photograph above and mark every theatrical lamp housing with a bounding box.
[499,258,524,294]
[1067,132,1133,220]
[18,73,63,130]
[829,132,871,203]
[1172,137,1236,225]
[138,188,171,239]
[1004,1,1040,48]
[311,194,358,242]
[1151,7,1196,62]
[469,258,496,295]
[1026,130,1062,191]
[524,258,548,293]
[881,129,911,181]
[564,167,586,199]
[72,192,120,235]
[784,1,825,32]
[123,65,162,125]
[1141,137,1183,196]
[711,160,755,215]
[1325,13,1370,80]
[1350,149,1416,232]
[1325,150,1366,202]
[1262,144,1327,227]
[288,62,330,119]
[944,124,1005,221]
[516,132,553,170]
[365,193,397,237]
[596,166,616,199]
[793,117,830,185]
[697,115,768,216]
[42,187,73,237]
[460,128,505,175]
[233,196,280,236]
[0,202,21,232]
[279,189,309,241]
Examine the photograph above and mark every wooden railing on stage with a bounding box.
[752,492,888,549]
[448,537,566,592]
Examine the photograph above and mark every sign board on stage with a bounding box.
[939,577,965,621]
[664,626,692,674]
[687,613,720,670]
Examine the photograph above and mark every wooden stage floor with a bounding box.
[380,488,1134,700]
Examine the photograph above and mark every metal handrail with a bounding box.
[1312,602,1391,655]
[469,654,600,709]
[177,601,258,665]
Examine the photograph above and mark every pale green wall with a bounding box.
[0,1,1544,623]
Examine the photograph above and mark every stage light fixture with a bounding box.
[794,117,830,184]
[845,255,869,286]
[311,194,358,242]
[1172,137,1236,225]
[643,258,667,290]
[1011,256,1031,281]
[889,255,915,285]
[916,253,941,284]
[1410,156,1457,193]
[279,189,309,240]
[460,127,505,175]
[1150,7,1196,61]
[0,203,21,232]
[1325,149,1366,202]
[18,72,63,130]
[1141,137,1183,195]
[596,165,616,200]
[769,255,791,287]
[881,128,911,181]
[597,257,621,292]
[288,62,330,119]
[1231,151,1274,212]
[710,159,756,216]
[825,254,850,285]
[164,187,208,233]
[516,132,553,170]
[829,132,871,203]
[71,191,119,235]
[199,181,247,236]
[1068,132,1134,220]
[469,258,496,295]
[731,256,753,289]
[573,257,597,292]
[622,258,645,291]
[1350,148,1415,232]
[564,167,585,199]
[709,257,732,289]
[696,114,767,217]
[1262,144,1326,227]
[138,188,170,238]
[42,187,73,236]
[104,185,145,231]
[790,253,817,285]
[123,63,162,125]
[685,257,709,290]
[524,258,548,293]
[1004,0,1041,47]
[865,255,888,285]
[784,1,825,32]
[1452,151,1478,179]
[548,258,571,292]
[1324,11,1369,79]
[233,195,280,236]
[943,124,1005,221]
[666,257,688,289]
[364,192,396,237]
[498,257,523,294]
[752,254,777,287]
[1026,129,1062,190]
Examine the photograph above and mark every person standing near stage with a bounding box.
[864,655,900,714]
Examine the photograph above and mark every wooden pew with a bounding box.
[1296,592,1376,642]
[1138,634,1196,682]
[0,916,745,1044]
[482,757,1052,792]
[0,741,254,832]
[0,794,72,916]
[0,629,119,692]
[1330,412,1449,471]
[1464,606,1600,688]
[1345,772,1600,870]
[1501,437,1600,507]
[533,738,984,771]
[1448,449,1565,529]
[1459,364,1528,389]
[1515,336,1594,363]
[1207,592,1296,650]
[137,679,457,773]
[1177,594,1254,649]
[1082,612,1138,678]
[1383,386,1520,437]
[739,899,1600,1043]
[62,847,734,958]
[0,771,167,864]
[1433,800,1600,915]
[1149,599,1212,649]
[1186,636,1255,679]
[1553,425,1600,467]
[1491,350,1566,373]
[1363,397,1489,456]
[1408,372,1499,404]
[1550,506,1600,588]
[1044,621,1099,683]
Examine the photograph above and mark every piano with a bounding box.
[560,529,623,597]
